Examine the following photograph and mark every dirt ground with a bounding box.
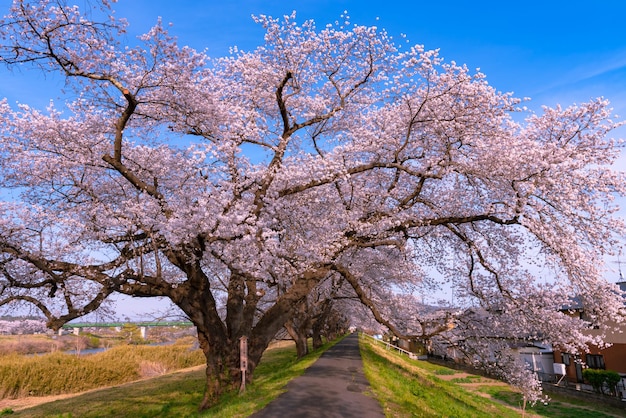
[1,392,81,412]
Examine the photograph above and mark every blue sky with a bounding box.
[3,0,626,117]
[2,0,626,318]
[108,0,626,116]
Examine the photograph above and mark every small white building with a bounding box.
[515,343,555,381]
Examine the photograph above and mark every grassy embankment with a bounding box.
[3,334,626,417]
[360,335,626,418]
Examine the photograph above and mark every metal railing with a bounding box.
[62,321,193,329]
[361,332,419,359]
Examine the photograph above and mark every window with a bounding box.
[580,311,601,329]
[562,353,570,366]
[585,354,605,369]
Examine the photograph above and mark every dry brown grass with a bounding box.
[0,342,205,399]
[0,335,61,355]
[139,360,169,378]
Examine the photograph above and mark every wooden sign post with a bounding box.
[239,336,248,393]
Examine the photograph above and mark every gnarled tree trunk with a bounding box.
[285,318,310,358]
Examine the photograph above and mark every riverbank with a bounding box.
[0,340,205,399]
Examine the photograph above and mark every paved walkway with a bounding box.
[251,333,385,418]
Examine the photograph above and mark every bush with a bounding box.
[582,368,621,395]
[604,370,621,394]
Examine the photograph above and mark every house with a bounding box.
[515,342,555,382]
[552,281,626,387]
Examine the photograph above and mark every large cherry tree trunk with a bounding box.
[171,258,325,410]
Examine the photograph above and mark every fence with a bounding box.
[360,332,419,359]
[542,382,626,409]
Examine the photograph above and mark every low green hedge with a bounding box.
[582,369,621,395]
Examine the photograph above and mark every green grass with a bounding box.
[433,368,456,376]
[360,337,520,418]
[483,387,624,418]
[361,336,626,418]
[14,368,207,418]
[8,339,339,417]
[449,375,483,383]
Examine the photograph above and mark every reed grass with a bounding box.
[0,343,204,399]
[0,335,64,356]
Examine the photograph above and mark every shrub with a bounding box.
[582,369,621,395]
[604,371,621,395]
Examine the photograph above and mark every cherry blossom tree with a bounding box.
[1,0,625,409]
[0,318,47,334]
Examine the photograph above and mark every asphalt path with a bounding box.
[250,333,385,418]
